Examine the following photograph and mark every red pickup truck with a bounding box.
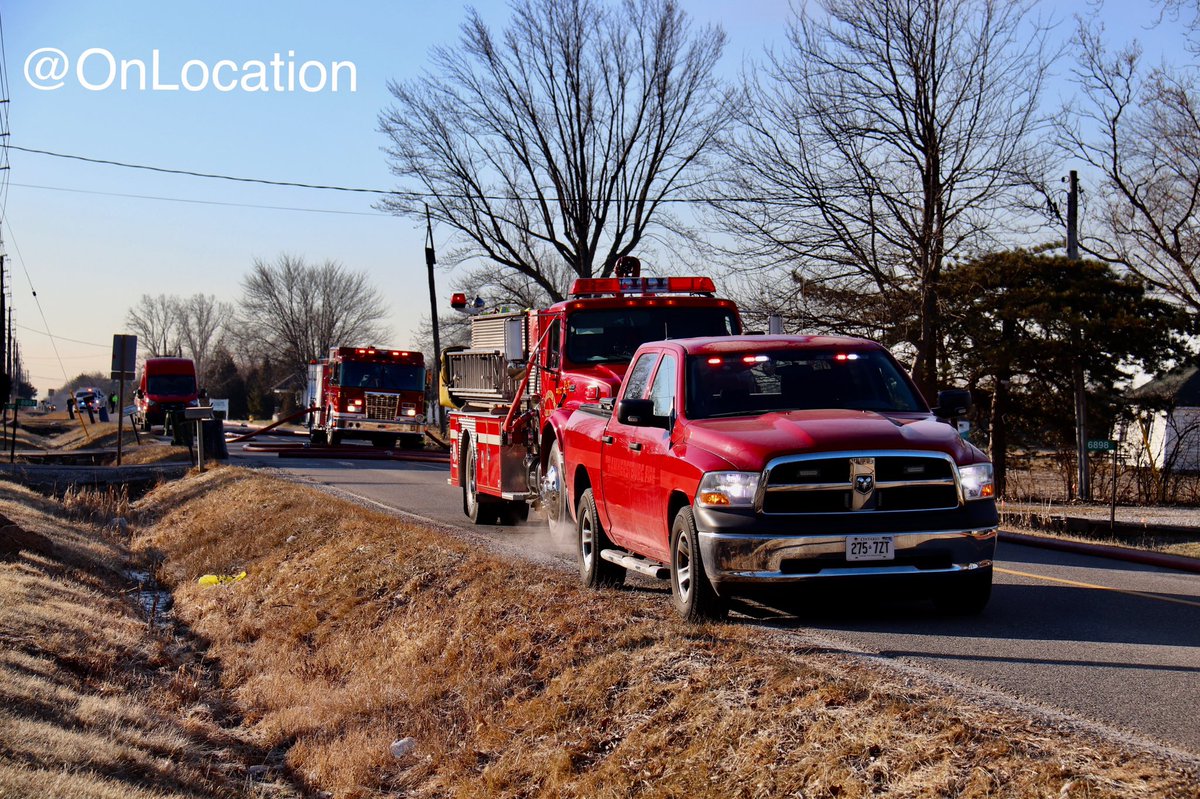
[560,334,998,621]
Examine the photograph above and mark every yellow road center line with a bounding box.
[996,567,1200,609]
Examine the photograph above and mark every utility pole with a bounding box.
[424,206,443,433]
[1067,170,1089,500]
[1,253,6,391]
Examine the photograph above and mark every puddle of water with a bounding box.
[125,569,173,626]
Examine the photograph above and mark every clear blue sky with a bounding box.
[1,0,1186,397]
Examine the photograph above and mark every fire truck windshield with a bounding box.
[338,362,424,391]
[566,307,739,364]
[147,375,197,396]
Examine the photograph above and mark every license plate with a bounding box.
[846,535,895,561]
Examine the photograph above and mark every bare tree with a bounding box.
[125,294,180,358]
[239,255,391,379]
[1061,20,1200,317]
[175,293,232,382]
[709,0,1053,396]
[379,0,729,300]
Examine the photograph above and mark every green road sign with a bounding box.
[16,399,35,407]
[1086,439,1116,452]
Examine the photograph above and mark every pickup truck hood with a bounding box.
[683,409,981,470]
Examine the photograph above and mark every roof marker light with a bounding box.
[835,353,860,361]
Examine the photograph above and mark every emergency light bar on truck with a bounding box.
[568,276,716,298]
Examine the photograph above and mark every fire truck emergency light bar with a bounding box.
[568,276,716,297]
[350,348,411,356]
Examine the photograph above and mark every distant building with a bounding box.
[1126,366,1200,474]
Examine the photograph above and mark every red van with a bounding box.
[133,357,198,430]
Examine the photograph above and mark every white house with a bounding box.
[1126,366,1200,474]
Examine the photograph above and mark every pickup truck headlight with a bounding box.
[959,463,995,500]
[697,471,760,508]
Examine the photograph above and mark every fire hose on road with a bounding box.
[227,406,450,464]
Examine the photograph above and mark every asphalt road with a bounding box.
[229,439,1200,757]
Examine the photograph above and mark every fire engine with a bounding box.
[306,346,427,448]
[441,257,742,526]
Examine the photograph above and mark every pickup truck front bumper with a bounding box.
[693,503,997,589]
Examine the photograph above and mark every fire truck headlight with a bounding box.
[696,471,760,508]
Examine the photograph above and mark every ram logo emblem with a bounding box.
[849,457,876,510]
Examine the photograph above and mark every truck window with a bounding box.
[622,353,658,402]
[338,363,424,391]
[147,374,197,396]
[566,307,739,364]
[649,354,678,416]
[687,349,924,418]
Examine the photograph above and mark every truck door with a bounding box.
[599,350,658,541]
[623,353,677,559]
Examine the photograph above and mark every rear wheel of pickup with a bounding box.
[578,488,625,588]
[933,567,993,615]
[670,507,727,622]
[463,440,500,525]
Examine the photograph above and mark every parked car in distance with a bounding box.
[73,388,101,411]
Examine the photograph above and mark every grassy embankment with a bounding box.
[0,478,299,798]
[117,467,1197,798]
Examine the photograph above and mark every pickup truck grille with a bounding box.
[759,453,960,514]
[365,393,400,420]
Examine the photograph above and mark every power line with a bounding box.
[8,143,790,205]
[10,144,400,196]
[10,181,392,217]
[13,322,108,349]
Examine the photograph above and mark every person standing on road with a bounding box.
[66,396,75,419]
[109,392,118,413]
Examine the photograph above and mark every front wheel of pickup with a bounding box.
[670,507,727,622]
[577,488,624,588]
[933,567,993,615]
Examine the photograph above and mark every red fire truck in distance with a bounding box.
[306,346,427,448]
[441,261,742,527]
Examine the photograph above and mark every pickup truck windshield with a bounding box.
[687,349,925,418]
[567,307,739,364]
[338,362,424,391]
[147,375,197,396]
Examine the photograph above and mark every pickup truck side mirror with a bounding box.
[934,389,972,419]
[617,398,670,429]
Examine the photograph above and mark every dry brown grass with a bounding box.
[133,468,1200,799]
[0,480,301,798]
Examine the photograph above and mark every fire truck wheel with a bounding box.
[670,507,727,622]
[463,441,499,525]
[329,431,343,447]
[309,428,327,445]
[577,488,625,589]
[542,439,569,535]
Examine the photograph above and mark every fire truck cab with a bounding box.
[442,263,741,527]
[307,346,427,448]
